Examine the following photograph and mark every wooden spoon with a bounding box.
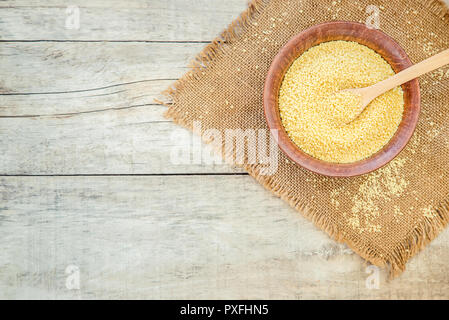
[344,48,449,123]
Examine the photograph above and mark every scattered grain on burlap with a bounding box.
[159,0,449,277]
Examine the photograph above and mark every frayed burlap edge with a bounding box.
[156,0,449,278]
[425,0,449,19]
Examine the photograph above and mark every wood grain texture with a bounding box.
[0,113,243,174]
[0,42,242,174]
[1,176,449,299]
[0,42,201,95]
[1,0,449,299]
[0,0,247,41]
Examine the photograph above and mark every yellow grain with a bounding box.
[279,40,404,163]
[321,90,362,125]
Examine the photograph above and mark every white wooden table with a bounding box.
[1,0,449,299]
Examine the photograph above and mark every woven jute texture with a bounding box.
[159,0,449,276]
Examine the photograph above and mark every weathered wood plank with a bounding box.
[1,175,448,299]
[0,42,247,174]
[0,113,243,174]
[0,0,247,41]
[0,42,203,118]
[0,79,171,119]
[0,42,201,96]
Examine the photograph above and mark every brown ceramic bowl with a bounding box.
[263,21,420,177]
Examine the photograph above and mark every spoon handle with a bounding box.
[367,48,449,99]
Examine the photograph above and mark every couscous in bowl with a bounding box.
[263,21,421,177]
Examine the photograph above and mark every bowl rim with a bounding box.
[263,21,421,177]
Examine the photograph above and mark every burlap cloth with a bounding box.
[159,0,449,276]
